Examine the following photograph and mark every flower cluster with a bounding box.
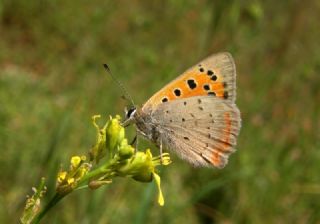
[56,156,90,195]
[21,115,171,224]
[20,178,47,224]
[57,115,171,205]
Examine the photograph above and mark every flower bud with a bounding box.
[118,139,134,159]
[116,150,154,182]
[132,171,153,182]
[106,116,125,155]
[90,115,107,163]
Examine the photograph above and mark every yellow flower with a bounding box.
[71,156,81,168]
[58,115,171,205]
[67,178,75,185]
[153,172,164,206]
[116,149,171,206]
[57,171,67,184]
[21,114,173,224]
[56,156,90,195]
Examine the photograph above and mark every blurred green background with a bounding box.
[1,0,320,223]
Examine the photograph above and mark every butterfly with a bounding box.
[124,52,241,168]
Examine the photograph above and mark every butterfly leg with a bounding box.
[130,130,139,153]
[159,138,163,164]
[134,129,139,153]
[135,136,139,153]
[130,135,137,146]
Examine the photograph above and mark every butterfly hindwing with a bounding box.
[143,52,236,111]
[150,96,241,168]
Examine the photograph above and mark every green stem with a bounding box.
[29,160,117,223]
[78,158,118,186]
[78,164,110,185]
[31,193,65,224]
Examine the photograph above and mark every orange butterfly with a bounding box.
[124,52,241,168]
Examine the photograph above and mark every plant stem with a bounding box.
[30,160,116,223]
[31,193,65,224]
[79,164,109,185]
[78,158,117,186]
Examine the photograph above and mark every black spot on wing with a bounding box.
[187,79,197,89]
[162,97,168,103]
[203,84,210,91]
[223,82,227,88]
[174,89,181,97]
[207,70,214,76]
[223,91,229,99]
[211,75,217,81]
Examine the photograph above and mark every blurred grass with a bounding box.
[1,0,320,223]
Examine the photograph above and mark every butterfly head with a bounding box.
[122,106,137,127]
[125,106,137,120]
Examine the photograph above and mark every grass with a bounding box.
[1,0,320,223]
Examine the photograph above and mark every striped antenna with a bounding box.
[103,64,135,107]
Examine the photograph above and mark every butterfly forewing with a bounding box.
[143,52,236,111]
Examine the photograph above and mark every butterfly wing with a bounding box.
[150,96,241,168]
[143,52,236,111]
[138,52,240,168]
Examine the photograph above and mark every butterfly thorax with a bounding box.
[133,108,160,144]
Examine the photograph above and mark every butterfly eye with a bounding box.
[126,107,136,119]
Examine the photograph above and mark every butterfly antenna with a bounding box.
[103,63,135,107]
